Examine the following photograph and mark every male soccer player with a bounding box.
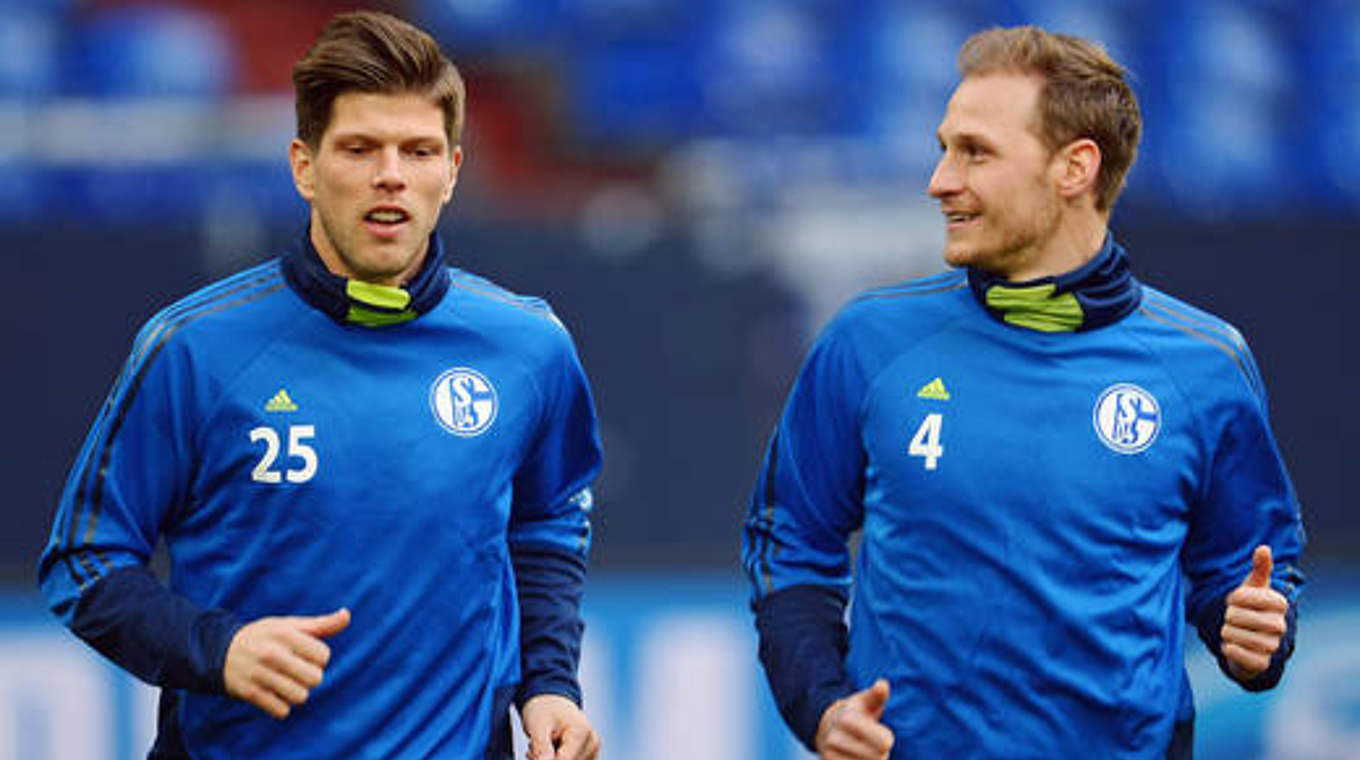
[743,25,1305,759]
[38,11,602,759]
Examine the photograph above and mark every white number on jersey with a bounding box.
[908,413,944,471]
[249,425,318,484]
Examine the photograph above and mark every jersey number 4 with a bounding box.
[249,425,318,483]
[908,413,944,470]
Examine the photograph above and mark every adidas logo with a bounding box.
[916,378,950,401]
[264,389,299,413]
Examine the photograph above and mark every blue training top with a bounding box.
[39,230,602,759]
[743,237,1305,758]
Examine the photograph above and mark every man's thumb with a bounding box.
[527,728,556,760]
[299,607,351,638]
[1245,545,1273,588]
[854,678,891,719]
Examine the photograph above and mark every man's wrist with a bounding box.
[815,696,844,747]
[516,681,582,710]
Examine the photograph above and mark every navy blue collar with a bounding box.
[965,236,1141,332]
[281,226,451,327]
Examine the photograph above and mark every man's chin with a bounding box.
[349,254,419,285]
[943,247,978,269]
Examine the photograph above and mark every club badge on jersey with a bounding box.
[1093,383,1161,454]
[430,367,499,437]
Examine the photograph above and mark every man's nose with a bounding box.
[928,155,961,198]
[373,147,405,190]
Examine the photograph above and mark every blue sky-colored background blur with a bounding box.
[1,1,1356,758]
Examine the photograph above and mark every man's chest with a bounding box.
[858,333,1202,533]
[188,334,539,531]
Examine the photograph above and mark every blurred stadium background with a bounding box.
[1,0,1356,757]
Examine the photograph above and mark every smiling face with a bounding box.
[290,91,462,286]
[927,73,1069,281]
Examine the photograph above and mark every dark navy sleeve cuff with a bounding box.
[70,565,241,693]
[1194,592,1297,692]
[754,584,855,752]
[511,543,586,709]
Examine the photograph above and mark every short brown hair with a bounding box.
[292,10,465,148]
[958,25,1141,211]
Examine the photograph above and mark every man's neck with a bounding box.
[310,219,427,288]
[1003,211,1109,283]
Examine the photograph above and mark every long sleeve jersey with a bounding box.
[39,230,602,759]
[743,238,1305,758]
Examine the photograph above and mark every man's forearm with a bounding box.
[69,565,240,693]
[511,543,587,707]
[755,584,856,751]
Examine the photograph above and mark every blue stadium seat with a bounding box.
[559,0,691,42]
[0,10,60,98]
[698,1,842,135]
[416,0,563,53]
[1138,0,1295,211]
[855,1,989,169]
[1306,0,1360,207]
[0,0,73,10]
[1010,0,1140,64]
[570,38,709,143]
[66,6,235,98]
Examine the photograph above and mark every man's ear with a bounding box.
[442,145,463,204]
[289,138,316,201]
[1056,138,1101,201]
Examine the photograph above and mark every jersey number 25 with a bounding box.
[249,424,318,483]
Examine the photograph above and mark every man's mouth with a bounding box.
[365,208,410,225]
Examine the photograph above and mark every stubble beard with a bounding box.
[314,208,424,285]
[944,193,1063,281]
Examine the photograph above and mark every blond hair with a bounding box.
[959,25,1141,211]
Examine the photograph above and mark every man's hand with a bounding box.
[520,693,601,760]
[815,678,894,760]
[223,607,351,719]
[1221,545,1289,681]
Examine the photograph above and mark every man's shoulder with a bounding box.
[138,259,291,346]
[1136,286,1242,335]
[797,270,972,386]
[826,269,971,338]
[445,268,571,336]
[843,269,968,315]
[1127,284,1261,393]
[1130,285,1252,359]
